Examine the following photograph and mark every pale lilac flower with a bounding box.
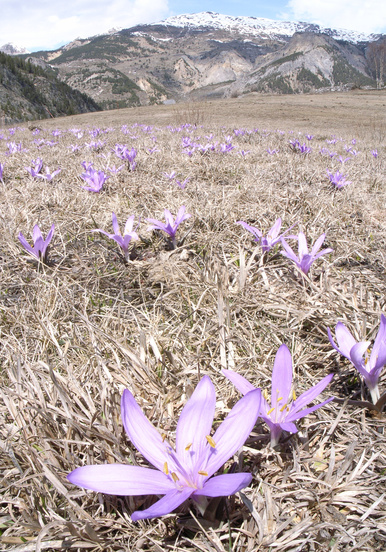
[93,213,139,261]
[175,177,190,189]
[223,344,333,447]
[236,218,296,253]
[281,232,333,275]
[327,315,386,404]
[37,167,61,181]
[68,376,261,521]
[371,149,378,158]
[69,144,81,152]
[7,142,25,155]
[107,164,124,175]
[147,206,191,248]
[239,150,250,157]
[267,148,279,155]
[289,140,311,154]
[0,162,4,183]
[25,158,43,178]
[338,156,351,164]
[18,223,55,263]
[163,171,177,181]
[326,170,351,189]
[305,134,314,141]
[81,167,109,193]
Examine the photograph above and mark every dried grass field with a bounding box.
[0,90,385,551]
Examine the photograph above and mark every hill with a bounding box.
[0,51,101,124]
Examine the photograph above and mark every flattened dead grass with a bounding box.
[0,91,385,551]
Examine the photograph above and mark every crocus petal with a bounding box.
[205,389,261,477]
[310,233,325,257]
[328,322,356,359]
[32,225,43,243]
[67,464,174,496]
[44,224,55,246]
[298,232,308,258]
[112,213,120,235]
[350,341,372,373]
[281,239,299,264]
[193,473,252,497]
[131,487,193,521]
[271,344,293,408]
[236,221,262,241]
[164,209,174,228]
[269,218,282,240]
[120,389,166,472]
[124,215,135,235]
[312,248,334,261]
[278,421,298,433]
[18,232,36,258]
[370,314,386,370]
[286,396,334,423]
[222,369,256,395]
[175,375,216,461]
[290,373,334,412]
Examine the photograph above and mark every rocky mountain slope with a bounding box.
[19,13,385,109]
[0,51,101,124]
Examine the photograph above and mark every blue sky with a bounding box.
[1,0,385,52]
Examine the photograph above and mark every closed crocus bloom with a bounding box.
[328,315,386,404]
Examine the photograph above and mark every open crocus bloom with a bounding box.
[281,232,333,275]
[236,218,296,253]
[68,376,261,521]
[93,213,139,260]
[146,206,191,248]
[223,344,334,447]
[327,315,386,404]
[18,223,55,263]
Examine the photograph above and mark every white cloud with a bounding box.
[286,0,386,34]
[0,0,170,51]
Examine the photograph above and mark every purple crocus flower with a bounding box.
[18,223,55,263]
[93,213,139,261]
[236,218,295,253]
[281,232,333,275]
[146,206,191,248]
[37,167,61,181]
[223,344,334,447]
[80,167,109,193]
[267,148,279,155]
[25,158,43,178]
[327,315,386,404]
[0,162,4,183]
[371,149,378,158]
[326,170,351,189]
[67,376,261,521]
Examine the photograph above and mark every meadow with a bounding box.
[0,90,385,551]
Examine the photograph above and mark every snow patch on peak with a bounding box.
[155,12,379,43]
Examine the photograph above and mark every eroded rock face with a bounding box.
[26,16,377,108]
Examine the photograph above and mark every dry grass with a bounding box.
[0,91,385,551]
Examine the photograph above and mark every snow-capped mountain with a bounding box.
[156,12,379,44]
[0,42,30,55]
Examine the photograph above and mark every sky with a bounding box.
[1,0,385,52]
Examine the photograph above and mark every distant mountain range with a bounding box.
[1,12,384,120]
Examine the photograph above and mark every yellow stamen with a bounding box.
[171,472,179,482]
[161,433,167,442]
[185,443,193,451]
[280,403,288,412]
[163,462,169,475]
[198,470,208,476]
[206,435,216,448]
[267,407,275,415]
[263,389,269,400]
[292,390,297,401]
[277,397,283,402]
